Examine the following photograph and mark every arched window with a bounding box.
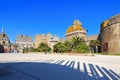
[3,41,5,46]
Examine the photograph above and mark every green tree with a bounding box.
[38,42,51,53]
[53,42,66,53]
[31,48,40,52]
[90,40,100,53]
[54,37,89,53]
[90,40,100,46]
[64,40,72,52]
[68,36,89,53]
[76,43,89,53]
[71,36,85,50]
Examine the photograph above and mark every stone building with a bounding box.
[0,28,11,53]
[100,14,120,54]
[34,33,59,49]
[86,35,98,45]
[66,20,87,40]
[65,20,98,44]
[65,20,100,53]
[15,35,34,52]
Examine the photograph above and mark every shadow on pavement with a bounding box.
[0,60,120,80]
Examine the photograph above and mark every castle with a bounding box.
[1,14,120,54]
[100,14,120,54]
[66,20,87,40]
[65,20,98,52]
[34,33,59,49]
[65,14,120,54]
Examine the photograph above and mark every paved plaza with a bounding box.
[0,53,120,80]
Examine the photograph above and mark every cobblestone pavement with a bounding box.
[0,53,120,80]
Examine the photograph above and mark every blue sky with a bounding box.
[0,0,120,43]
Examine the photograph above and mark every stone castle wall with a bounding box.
[86,35,98,45]
[34,34,46,48]
[34,33,59,49]
[100,14,120,53]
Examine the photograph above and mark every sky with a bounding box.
[0,0,120,43]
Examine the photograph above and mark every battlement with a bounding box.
[108,14,120,25]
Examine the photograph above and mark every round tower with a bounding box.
[100,14,120,54]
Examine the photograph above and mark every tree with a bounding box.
[71,36,85,51]
[53,42,66,53]
[31,48,40,52]
[54,37,89,53]
[76,43,89,53]
[90,40,100,46]
[69,36,89,53]
[89,40,100,53]
[64,40,72,52]
[38,42,51,53]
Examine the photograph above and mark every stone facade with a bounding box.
[100,14,120,54]
[86,35,98,45]
[66,20,87,40]
[15,35,34,52]
[66,20,98,44]
[65,20,100,53]
[0,28,11,53]
[34,33,59,49]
